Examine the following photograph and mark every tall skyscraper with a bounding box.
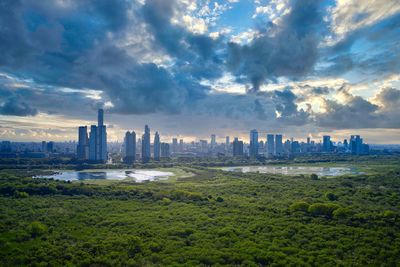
[161,143,170,158]
[233,137,244,156]
[323,135,331,153]
[87,109,107,162]
[89,125,97,160]
[275,134,283,156]
[77,126,89,160]
[142,125,151,163]
[267,134,275,157]
[123,131,136,164]
[225,136,230,154]
[350,135,363,155]
[179,139,184,152]
[97,109,107,162]
[211,134,216,146]
[249,129,258,157]
[154,131,160,161]
[172,138,178,153]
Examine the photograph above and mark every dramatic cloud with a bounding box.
[0,0,399,142]
[227,0,327,91]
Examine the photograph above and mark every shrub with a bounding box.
[127,236,143,258]
[325,192,338,201]
[310,174,319,180]
[308,203,341,218]
[216,196,224,202]
[27,221,47,237]
[15,191,29,198]
[333,208,352,219]
[289,201,310,213]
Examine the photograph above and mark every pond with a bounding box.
[36,169,174,182]
[221,165,361,176]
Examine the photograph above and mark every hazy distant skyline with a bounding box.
[0,0,399,143]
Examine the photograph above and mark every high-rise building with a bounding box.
[172,138,178,153]
[323,135,331,153]
[225,136,230,154]
[350,135,363,155]
[123,131,136,164]
[179,139,184,152]
[211,134,216,149]
[275,134,283,156]
[87,109,107,162]
[154,131,160,161]
[97,109,107,162]
[142,125,151,163]
[267,134,275,157]
[233,137,244,156]
[161,143,170,158]
[89,125,97,160]
[249,129,258,157]
[77,126,89,160]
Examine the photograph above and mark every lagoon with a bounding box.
[36,169,174,182]
[221,165,360,176]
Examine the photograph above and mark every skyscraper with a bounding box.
[97,109,107,162]
[233,137,244,156]
[161,143,170,158]
[77,126,89,160]
[225,136,230,154]
[154,131,160,161]
[249,129,258,157]
[323,135,331,153]
[142,125,151,163]
[267,134,275,157]
[275,134,283,156]
[211,134,216,153]
[123,131,136,164]
[172,138,178,153]
[87,109,107,162]
[89,125,97,160]
[350,135,363,155]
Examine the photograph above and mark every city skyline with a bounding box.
[0,1,399,143]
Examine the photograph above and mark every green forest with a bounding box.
[1,157,400,266]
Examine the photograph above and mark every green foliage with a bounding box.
[14,190,29,198]
[333,207,352,219]
[1,156,400,266]
[308,203,341,218]
[310,173,319,180]
[325,192,339,201]
[127,236,143,258]
[289,201,310,212]
[27,222,47,237]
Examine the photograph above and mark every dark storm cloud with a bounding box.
[141,0,223,80]
[0,96,38,116]
[227,0,327,91]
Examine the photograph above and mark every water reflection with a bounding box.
[222,166,360,176]
[36,169,174,182]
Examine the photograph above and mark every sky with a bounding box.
[0,0,400,144]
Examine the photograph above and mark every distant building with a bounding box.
[179,139,184,152]
[323,135,331,153]
[123,131,136,164]
[142,125,151,163]
[77,126,89,160]
[267,134,275,157]
[233,137,244,156]
[275,134,283,156]
[87,109,107,162]
[161,143,170,158]
[172,138,178,153]
[154,131,160,161]
[249,129,258,157]
[350,135,368,155]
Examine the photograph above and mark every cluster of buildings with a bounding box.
[76,109,107,162]
[0,109,374,161]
